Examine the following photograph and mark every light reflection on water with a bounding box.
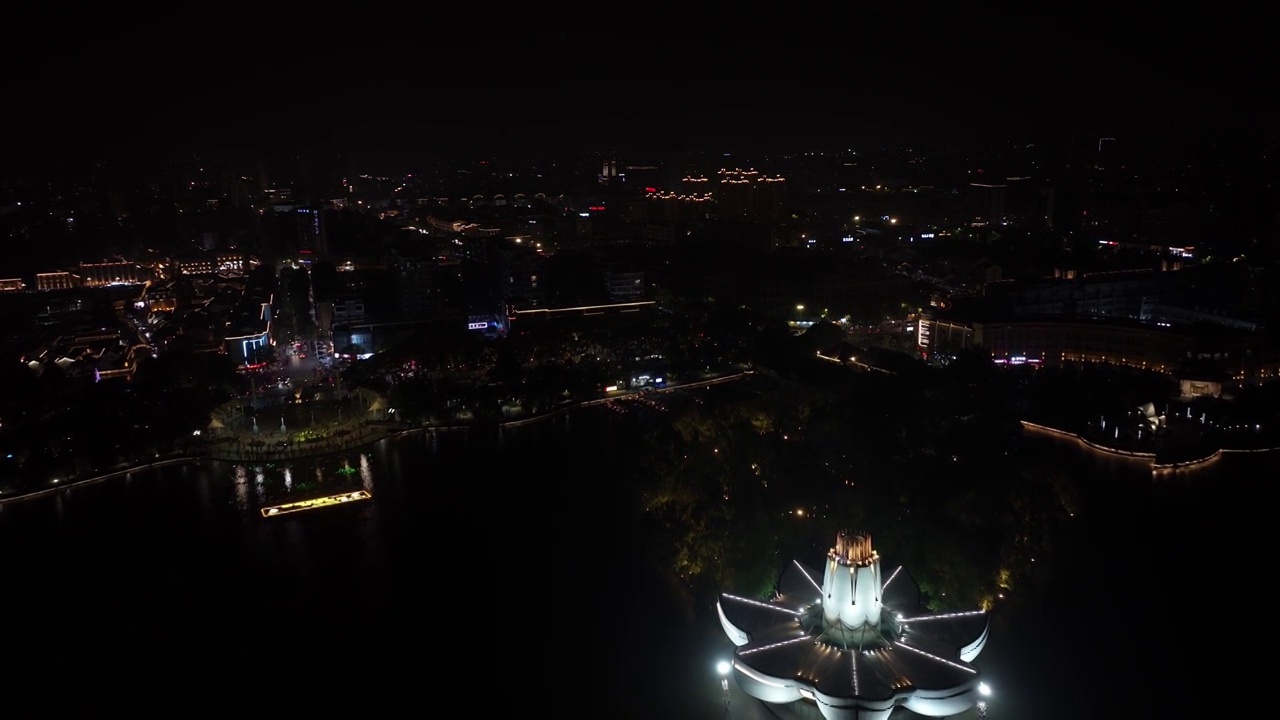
[12,400,1197,718]
[227,454,380,517]
[234,465,248,508]
[197,469,211,513]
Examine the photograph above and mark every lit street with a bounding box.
[281,338,329,385]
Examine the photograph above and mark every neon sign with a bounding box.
[468,322,488,330]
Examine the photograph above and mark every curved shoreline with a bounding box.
[1019,420,1280,480]
[1,371,754,506]
[0,456,202,507]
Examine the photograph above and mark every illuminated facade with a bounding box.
[36,271,80,291]
[296,206,328,258]
[643,187,714,223]
[719,532,989,720]
[173,253,246,276]
[24,329,141,381]
[918,316,1280,381]
[0,278,25,292]
[225,295,273,367]
[78,261,150,287]
[978,319,1189,372]
[716,168,786,223]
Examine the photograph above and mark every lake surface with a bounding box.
[2,400,1269,718]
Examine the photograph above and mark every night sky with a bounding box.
[6,9,1268,170]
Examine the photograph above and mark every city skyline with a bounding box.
[7,11,1269,173]
[3,14,1278,712]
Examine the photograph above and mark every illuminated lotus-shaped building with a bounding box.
[718,531,990,719]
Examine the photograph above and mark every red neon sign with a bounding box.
[645,187,657,193]
[589,206,606,211]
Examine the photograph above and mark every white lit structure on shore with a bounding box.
[718,531,990,720]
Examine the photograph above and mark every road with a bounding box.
[281,338,331,385]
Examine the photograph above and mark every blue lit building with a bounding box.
[225,289,273,367]
[466,310,508,340]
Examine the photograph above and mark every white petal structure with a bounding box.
[718,531,990,720]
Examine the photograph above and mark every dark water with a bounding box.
[1,409,1270,717]
[983,440,1274,720]
[0,411,724,718]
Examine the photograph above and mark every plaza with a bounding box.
[204,386,395,461]
[718,532,990,720]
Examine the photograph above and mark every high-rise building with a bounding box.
[716,168,786,222]
[391,249,444,321]
[605,268,646,302]
[600,158,618,182]
[296,206,329,259]
[498,238,546,309]
[1096,137,1118,171]
[968,183,1006,225]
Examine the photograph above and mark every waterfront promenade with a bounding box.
[0,371,753,505]
[204,422,396,462]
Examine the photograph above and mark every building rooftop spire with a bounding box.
[834,530,876,566]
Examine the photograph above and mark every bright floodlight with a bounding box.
[718,530,992,719]
[717,661,732,676]
[978,681,992,696]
